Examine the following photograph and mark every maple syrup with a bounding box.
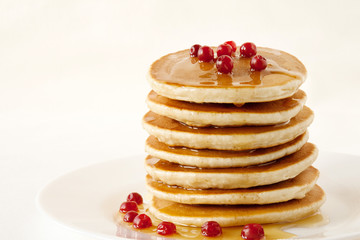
[143,106,313,136]
[145,132,308,160]
[149,48,306,88]
[115,210,328,240]
[145,143,315,174]
[145,166,318,201]
[147,90,306,114]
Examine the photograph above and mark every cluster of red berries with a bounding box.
[119,192,176,235]
[119,192,265,239]
[189,41,267,74]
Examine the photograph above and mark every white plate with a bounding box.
[37,152,360,240]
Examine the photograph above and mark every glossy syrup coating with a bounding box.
[148,47,306,103]
[149,47,306,88]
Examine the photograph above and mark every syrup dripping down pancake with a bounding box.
[145,131,309,168]
[142,106,313,151]
[148,47,306,103]
[146,90,306,127]
[149,185,325,227]
[146,166,319,205]
[145,143,318,189]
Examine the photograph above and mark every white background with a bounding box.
[1,0,360,239]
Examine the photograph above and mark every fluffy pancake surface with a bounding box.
[145,131,309,168]
[145,143,318,189]
[142,106,313,150]
[148,47,306,103]
[149,185,325,227]
[146,166,319,205]
[146,90,307,127]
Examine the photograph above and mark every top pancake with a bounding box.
[148,47,306,103]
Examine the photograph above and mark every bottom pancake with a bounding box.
[149,185,325,227]
[146,166,319,205]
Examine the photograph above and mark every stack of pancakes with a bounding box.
[142,47,325,227]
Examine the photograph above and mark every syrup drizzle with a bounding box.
[115,211,328,240]
[151,48,306,88]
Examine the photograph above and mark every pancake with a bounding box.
[142,106,313,151]
[145,131,309,168]
[149,185,325,227]
[146,166,319,205]
[145,143,318,189]
[146,90,307,127]
[148,47,306,104]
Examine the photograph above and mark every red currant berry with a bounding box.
[133,214,152,229]
[198,46,214,62]
[240,42,257,58]
[119,201,138,213]
[126,192,143,205]
[224,41,237,52]
[201,221,222,237]
[241,223,265,240]
[216,44,233,57]
[157,221,177,236]
[123,210,138,223]
[190,44,201,57]
[250,55,267,71]
[216,55,233,74]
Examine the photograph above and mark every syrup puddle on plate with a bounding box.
[114,210,329,240]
